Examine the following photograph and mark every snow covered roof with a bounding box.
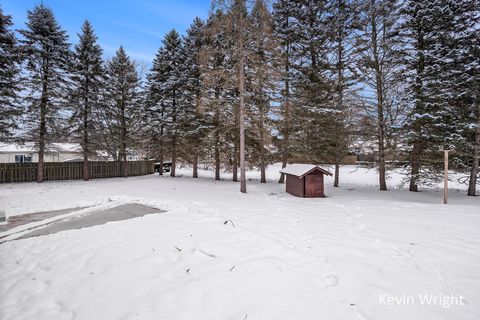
[0,143,82,153]
[280,164,332,177]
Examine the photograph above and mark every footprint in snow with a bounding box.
[318,274,339,288]
[349,303,369,320]
[374,239,411,259]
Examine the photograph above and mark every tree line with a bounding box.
[0,0,478,196]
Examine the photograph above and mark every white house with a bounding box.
[0,143,111,163]
[126,149,142,161]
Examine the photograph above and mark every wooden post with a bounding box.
[444,150,448,204]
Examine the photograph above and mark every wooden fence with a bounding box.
[0,161,154,184]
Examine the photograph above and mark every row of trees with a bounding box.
[0,1,478,196]
[1,5,142,181]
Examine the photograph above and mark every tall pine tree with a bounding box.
[181,17,206,178]
[401,0,479,194]
[354,0,403,191]
[272,0,297,183]
[153,30,184,177]
[247,0,280,183]
[0,7,22,142]
[463,1,480,196]
[70,20,104,180]
[144,47,167,175]
[200,10,234,181]
[19,4,71,182]
[439,0,479,196]
[288,0,336,166]
[327,0,359,187]
[104,47,141,177]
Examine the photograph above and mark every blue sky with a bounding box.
[2,0,212,65]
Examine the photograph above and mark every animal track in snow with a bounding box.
[373,238,412,259]
[318,274,339,288]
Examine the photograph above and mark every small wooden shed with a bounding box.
[280,164,333,198]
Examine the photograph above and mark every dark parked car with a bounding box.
[154,162,172,173]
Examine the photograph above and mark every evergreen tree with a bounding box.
[326,0,360,187]
[19,4,71,182]
[399,0,448,191]
[288,0,337,166]
[272,0,298,183]
[462,1,480,196]
[200,10,235,181]
[152,30,184,177]
[104,47,141,177]
[207,0,253,191]
[400,0,432,192]
[401,0,479,194]
[70,20,104,180]
[0,7,22,142]
[354,0,403,191]
[247,0,280,183]
[229,0,249,192]
[438,0,479,196]
[143,47,167,175]
[181,18,206,178]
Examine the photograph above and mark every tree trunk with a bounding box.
[233,142,238,182]
[83,151,89,181]
[159,116,164,175]
[409,141,421,192]
[238,11,247,194]
[278,160,287,184]
[214,88,221,181]
[83,93,89,181]
[334,7,344,188]
[410,24,425,192]
[159,154,164,176]
[122,151,127,178]
[334,162,340,188]
[122,142,128,178]
[468,98,479,196]
[171,142,176,177]
[260,163,266,183]
[377,97,387,191]
[215,145,220,180]
[121,100,128,178]
[259,99,266,184]
[37,125,45,183]
[37,76,48,183]
[371,1,387,191]
[333,123,342,188]
[171,91,177,177]
[193,151,198,178]
[278,34,290,184]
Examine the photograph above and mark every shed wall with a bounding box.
[286,174,305,197]
[305,173,325,197]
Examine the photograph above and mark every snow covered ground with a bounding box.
[0,164,479,320]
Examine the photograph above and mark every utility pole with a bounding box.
[444,150,448,204]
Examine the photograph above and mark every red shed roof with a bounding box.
[280,164,333,178]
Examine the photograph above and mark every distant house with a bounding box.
[349,139,408,163]
[0,143,111,163]
[350,139,376,162]
[114,149,143,161]
[126,149,142,161]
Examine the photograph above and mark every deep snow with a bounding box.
[0,164,479,320]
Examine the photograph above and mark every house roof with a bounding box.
[280,164,333,178]
[0,142,82,153]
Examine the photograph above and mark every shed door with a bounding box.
[305,174,324,198]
